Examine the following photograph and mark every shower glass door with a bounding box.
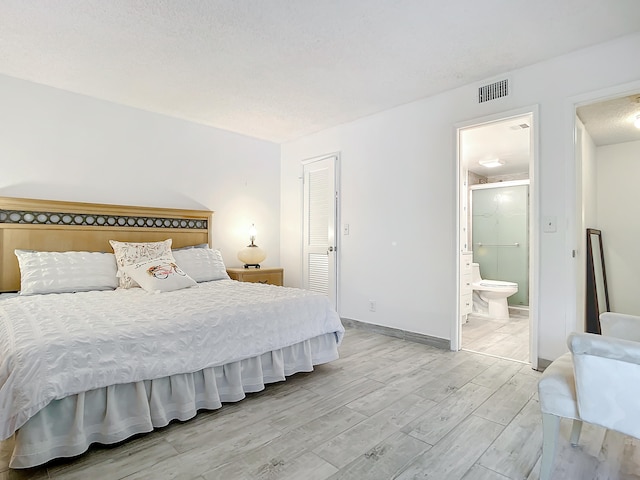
[471,183,529,306]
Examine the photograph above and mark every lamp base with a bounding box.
[238,244,266,268]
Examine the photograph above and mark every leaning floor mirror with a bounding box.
[585,228,610,334]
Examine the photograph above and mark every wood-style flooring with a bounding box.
[462,309,530,363]
[2,326,638,479]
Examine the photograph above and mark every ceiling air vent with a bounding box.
[478,79,510,103]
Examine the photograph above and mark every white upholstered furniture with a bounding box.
[537,312,640,480]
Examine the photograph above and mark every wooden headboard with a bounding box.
[0,196,213,292]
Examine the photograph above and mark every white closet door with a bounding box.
[303,155,338,309]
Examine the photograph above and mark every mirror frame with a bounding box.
[585,228,610,334]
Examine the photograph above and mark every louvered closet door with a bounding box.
[303,155,338,310]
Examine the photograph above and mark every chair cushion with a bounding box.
[538,352,579,419]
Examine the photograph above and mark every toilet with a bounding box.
[471,263,518,320]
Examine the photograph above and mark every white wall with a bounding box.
[0,74,281,268]
[574,118,598,335]
[580,122,598,233]
[597,140,640,316]
[281,33,640,361]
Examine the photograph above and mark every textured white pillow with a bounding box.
[172,247,230,283]
[173,243,208,251]
[109,239,173,288]
[14,250,119,295]
[122,255,197,293]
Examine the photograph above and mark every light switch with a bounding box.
[543,216,557,233]
[343,224,350,235]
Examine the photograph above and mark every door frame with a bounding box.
[565,79,640,338]
[301,152,340,312]
[453,105,540,369]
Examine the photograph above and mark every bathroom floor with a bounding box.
[462,307,529,363]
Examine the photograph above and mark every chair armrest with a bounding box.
[600,312,640,341]
[568,332,640,439]
[568,332,640,365]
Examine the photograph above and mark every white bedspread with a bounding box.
[0,280,344,440]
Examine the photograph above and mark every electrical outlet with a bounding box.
[369,300,376,312]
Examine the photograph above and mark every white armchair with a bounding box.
[537,312,640,480]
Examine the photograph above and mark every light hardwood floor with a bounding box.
[462,309,530,363]
[1,326,638,479]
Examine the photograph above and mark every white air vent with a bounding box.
[478,79,510,103]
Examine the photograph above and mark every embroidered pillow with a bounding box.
[109,239,173,288]
[15,250,118,295]
[121,255,197,293]
[171,247,230,283]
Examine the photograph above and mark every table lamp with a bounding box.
[237,223,266,268]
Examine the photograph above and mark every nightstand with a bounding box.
[226,267,283,286]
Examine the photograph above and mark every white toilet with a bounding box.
[471,263,518,320]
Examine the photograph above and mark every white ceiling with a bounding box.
[577,94,640,146]
[1,1,640,143]
[463,93,640,179]
[462,115,532,177]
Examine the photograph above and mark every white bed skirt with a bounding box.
[10,333,339,469]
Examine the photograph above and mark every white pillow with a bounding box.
[171,247,230,283]
[173,243,209,251]
[109,239,173,288]
[15,250,118,295]
[122,255,197,293]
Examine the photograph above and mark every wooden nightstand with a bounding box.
[226,267,283,286]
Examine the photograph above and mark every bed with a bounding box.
[0,196,344,469]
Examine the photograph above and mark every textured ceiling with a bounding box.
[1,1,640,143]
[462,115,532,177]
[577,94,640,146]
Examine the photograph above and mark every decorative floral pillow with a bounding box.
[122,255,197,293]
[109,239,173,288]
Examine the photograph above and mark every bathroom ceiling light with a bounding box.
[634,115,640,129]
[479,158,505,168]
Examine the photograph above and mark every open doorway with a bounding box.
[574,92,640,325]
[457,112,535,364]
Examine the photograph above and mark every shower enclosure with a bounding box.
[471,181,529,306]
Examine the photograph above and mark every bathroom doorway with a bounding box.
[456,110,536,365]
